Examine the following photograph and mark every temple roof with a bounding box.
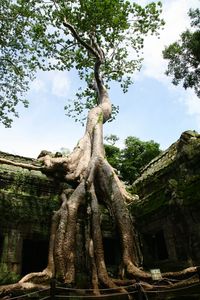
[133,130,200,186]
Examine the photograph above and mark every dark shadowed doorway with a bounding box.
[21,238,49,276]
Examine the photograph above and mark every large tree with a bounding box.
[163,8,200,97]
[0,0,198,298]
[0,0,164,127]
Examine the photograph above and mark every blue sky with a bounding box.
[1,0,200,158]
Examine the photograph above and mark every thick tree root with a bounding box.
[0,68,199,299]
[0,272,199,299]
[1,143,199,299]
[19,268,52,284]
[1,156,197,298]
[0,282,49,298]
[162,266,198,279]
[1,157,199,299]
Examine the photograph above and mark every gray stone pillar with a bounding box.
[1,229,23,275]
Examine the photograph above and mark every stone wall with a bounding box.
[0,151,61,279]
[132,130,200,271]
[0,130,200,279]
[0,151,117,280]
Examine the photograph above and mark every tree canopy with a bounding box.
[163,8,200,97]
[0,0,164,127]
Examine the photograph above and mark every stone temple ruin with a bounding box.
[0,130,200,281]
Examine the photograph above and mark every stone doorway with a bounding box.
[103,237,121,276]
[143,230,169,263]
[21,238,49,276]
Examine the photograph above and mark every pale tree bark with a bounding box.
[0,61,198,298]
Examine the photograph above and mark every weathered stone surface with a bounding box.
[132,130,200,270]
[0,151,117,279]
[0,152,61,233]
[0,151,62,281]
[0,130,200,279]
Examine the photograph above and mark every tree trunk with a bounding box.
[13,66,148,294]
[0,63,199,299]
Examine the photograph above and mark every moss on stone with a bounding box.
[0,263,20,285]
[0,157,62,236]
[130,188,168,218]
[181,180,200,205]
[131,132,200,220]
[0,189,60,235]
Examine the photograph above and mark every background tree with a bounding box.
[163,8,200,97]
[0,0,57,127]
[104,134,121,172]
[104,144,121,172]
[104,136,161,184]
[120,137,161,184]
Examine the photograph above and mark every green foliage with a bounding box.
[104,144,121,171]
[0,263,20,284]
[120,136,161,184]
[163,8,200,97]
[0,0,65,127]
[130,189,168,217]
[0,0,164,126]
[105,136,161,184]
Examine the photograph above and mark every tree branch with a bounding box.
[0,158,42,171]
[63,18,100,60]
[0,58,22,75]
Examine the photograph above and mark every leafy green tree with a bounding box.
[0,0,69,127]
[163,8,200,97]
[0,0,164,127]
[104,135,120,171]
[1,1,197,297]
[0,0,168,296]
[104,136,161,183]
[104,143,121,171]
[120,136,161,184]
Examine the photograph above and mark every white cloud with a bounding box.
[29,70,71,98]
[30,78,46,93]
[51,72,71,97]
[135,0,200,126]
[139,0,199,84]
[179,90,200,129]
